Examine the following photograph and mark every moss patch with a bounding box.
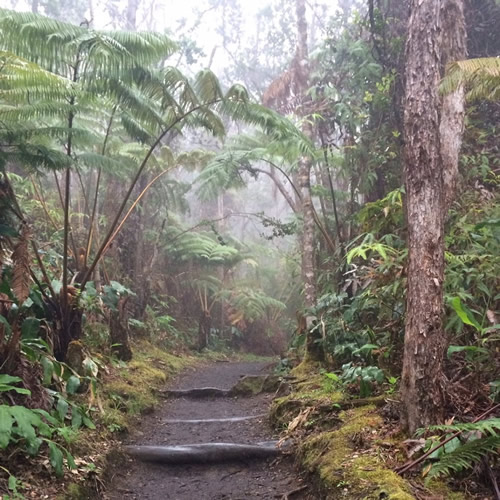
[298,405,413,499]
[272,367,467,500]
[61,340,196,498]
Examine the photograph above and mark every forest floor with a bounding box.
[105,360,313,500]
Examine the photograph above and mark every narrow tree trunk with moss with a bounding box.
[110,297,132,361]
[295,0,323,362]
[401,0,446,434]
[440,0,466,211]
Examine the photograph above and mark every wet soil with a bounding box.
[106,361,312,500]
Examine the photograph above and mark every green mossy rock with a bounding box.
[228,374,283,396]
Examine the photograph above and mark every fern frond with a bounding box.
[425,418,500,437]
[426,436,500,481]
[441,57,500,101]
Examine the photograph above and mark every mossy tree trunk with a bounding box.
[110,297,132,361]
[295,0,324,363]
[401,0,450,434]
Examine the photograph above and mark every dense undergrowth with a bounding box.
[0,327,197,499]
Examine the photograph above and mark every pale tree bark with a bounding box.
[440,0,466,212]
[295,0,323,362]
[401,0,446,434]
[126,0,139,30]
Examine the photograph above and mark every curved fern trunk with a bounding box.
[440,0,466,212]
[198,309,211,351]
[401,0,446,434]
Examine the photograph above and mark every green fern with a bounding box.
[441,57,500,101]
[426,435,500,481]
[424,418,500,436]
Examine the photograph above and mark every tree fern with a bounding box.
[223,287,286,324]
[441,57,500,101]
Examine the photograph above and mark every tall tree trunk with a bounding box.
[440,0,466,212]
[401,0,446,434]
[126,0,139,30]
[295,0,323,362]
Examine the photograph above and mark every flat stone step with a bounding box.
[163,414,267,424]
[125,441,287,464]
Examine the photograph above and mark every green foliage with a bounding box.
[340,362,385,397]
[425,435,500,481]
[223,287,286,324]
[0,404,78,477]
[441,57,500,101]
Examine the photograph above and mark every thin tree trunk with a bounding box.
[401,0,446,434]
[295,0,323,362]
[126,0,139,30]
[440,0,466,212]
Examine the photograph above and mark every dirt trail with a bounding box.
[106,361,312,500]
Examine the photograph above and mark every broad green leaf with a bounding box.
[48,441,64,477]
[82,357,98,378]
[0,405,13,448]
[65,449,77,470]
[8,474,17,491]
[21,317,40,339]
[0,385,31,395]
[449,297,482,332]
[447,345,489,358]
[10,406,41,444]
[41,357,54,385]
[56,398,69,421]
[71,409,82,429]
[66,375,80,395]
[0,375,23,385]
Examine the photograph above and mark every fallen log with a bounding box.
[125,441,286,464]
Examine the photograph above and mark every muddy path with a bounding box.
[106,361,312,500]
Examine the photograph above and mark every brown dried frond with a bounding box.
[11,225,31,303]
[262,54,308,114]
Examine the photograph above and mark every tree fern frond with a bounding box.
[196,151,250,200]
[2,144,74,170]
[121,114,155,144]
[0,9,176,77]
[77,152,129,173]
[441,57,500,101]
[194,69,224,103]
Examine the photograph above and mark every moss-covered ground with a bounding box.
[271,362,465,500]
[58,340,197,499]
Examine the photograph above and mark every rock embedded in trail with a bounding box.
[125,441,285,464]
[159,374,287,399]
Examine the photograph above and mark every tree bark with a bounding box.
[440,0,466,212]
[109,297,132,361]
[295,0,323,362]
[126,0,139,30]
[401,0,446,434]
